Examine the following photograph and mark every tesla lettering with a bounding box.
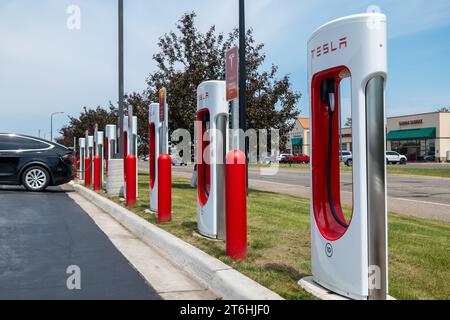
[311,37,348,59]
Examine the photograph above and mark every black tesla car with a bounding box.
[0,133,74,191]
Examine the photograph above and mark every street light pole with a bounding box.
[239,0,247,138]
[50,112,64,142]
[239,0,248,193]
[118,0,124,159]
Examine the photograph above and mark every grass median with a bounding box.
[250,163,450,178]
[110,173,450,300]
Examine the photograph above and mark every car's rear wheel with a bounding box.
[22,166,50,192]
[346,159,353,167]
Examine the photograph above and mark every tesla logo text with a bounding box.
[311,37,348,59]
[198,91,209,101]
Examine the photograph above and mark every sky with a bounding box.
[1,0,450,138]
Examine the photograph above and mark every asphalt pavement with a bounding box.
[0,185,160,300]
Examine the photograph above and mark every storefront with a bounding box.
[288,118,310,155]
[289,111,450,161]
[387,112,450,162]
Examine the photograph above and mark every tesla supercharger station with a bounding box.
[196,80,228,240]
[123,115,139,195]
[78,138,86,180]
[105,124,117,172]
[306,13,388,300]
[95,130,105,189]
[88,135,94,185]
[149,103,168,212]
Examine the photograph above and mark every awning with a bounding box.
[292,138,303,146]
[387,127,436,141]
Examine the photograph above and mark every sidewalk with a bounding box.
[67,190,218,300]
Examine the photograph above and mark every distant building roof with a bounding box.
[298,118,310,130]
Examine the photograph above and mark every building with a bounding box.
[288,118,310,155]
[386,112,450,162]
[288,111,450,161]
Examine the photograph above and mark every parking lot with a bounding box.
[0,185,159,299]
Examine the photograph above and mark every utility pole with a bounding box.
[50,112,64,142]
[118,0,124,158]
[239,0,248,193]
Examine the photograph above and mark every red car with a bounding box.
[288,154,310,164]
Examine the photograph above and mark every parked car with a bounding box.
[423,154,436,162]
[345,151,408,167]
[288,153,310,164]
[171,154,188,166]
[340,151,352,163]
[278,154,292,164]
[386,151,407,165]
[0,133,74,191]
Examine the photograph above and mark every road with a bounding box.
[0,185,160,300]
[139,162,450,222]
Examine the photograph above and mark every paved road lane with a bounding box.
[0,186,160,300]
[141,162,450,221]
[163,164,450,206]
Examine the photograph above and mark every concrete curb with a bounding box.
[72,183,283,300]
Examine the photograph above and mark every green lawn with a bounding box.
[111,173,450,300]
[250,163,450,178]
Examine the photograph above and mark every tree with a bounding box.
[57,105,117,147]
[344,117,352,127]
[59,12,302,151]
[140,12,301,149]
[436,107,450,112]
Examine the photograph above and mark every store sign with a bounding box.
[399,119,423,126]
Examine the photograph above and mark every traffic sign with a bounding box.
[226,47,239,101]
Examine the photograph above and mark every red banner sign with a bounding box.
[159,88,166,122]
[226,47,239,101]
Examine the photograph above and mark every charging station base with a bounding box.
[145,209,157,215]
[192,231,223,242]
[299,276,396,300]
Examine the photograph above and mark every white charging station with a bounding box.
[96,130,105,188]
[306,13,388,300]
[105,124,117,162]
[149,102,168,212]
[196,80,228,240]
[78,138,86,180]
[124,115,139,194]
[88,135,94,182]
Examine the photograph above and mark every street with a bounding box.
[0,185,160,300]
[144,162,450,222]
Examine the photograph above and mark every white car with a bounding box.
[386,151,407,165]
[276,153,291,163]
[345,151,407,167]
[340,151,352,163]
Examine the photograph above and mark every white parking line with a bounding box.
[249,179,450,208]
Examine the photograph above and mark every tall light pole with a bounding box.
[50,112,64,142]
[239,0,248,193]
[118,0,124,158]
[239,0,247,138]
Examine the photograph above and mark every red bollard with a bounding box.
[158,154,172,224]
[93,155,101,190]
[225,149,247,261]
[84,156,91,187]
[126,154,137,206]
[123,131,128,182]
